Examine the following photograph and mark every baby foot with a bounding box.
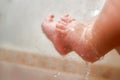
[41,14,72,55]
[56,15,101,62]
[42,14,101,62]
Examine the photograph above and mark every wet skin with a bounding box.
[41,0,120,62]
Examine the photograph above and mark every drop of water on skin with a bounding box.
[84,62,91,80]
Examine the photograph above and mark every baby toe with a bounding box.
[56,22,66,30]
[46,14,54,22]
[58,20,67,26]
[61,14,70,23]
[61,14,76,23]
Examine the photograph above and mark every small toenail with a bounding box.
[50,15,54,18]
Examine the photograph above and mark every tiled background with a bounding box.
[0,48,120,80]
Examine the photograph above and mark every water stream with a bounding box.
[84,62,91,80]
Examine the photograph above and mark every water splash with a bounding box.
[84,62,91,80]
